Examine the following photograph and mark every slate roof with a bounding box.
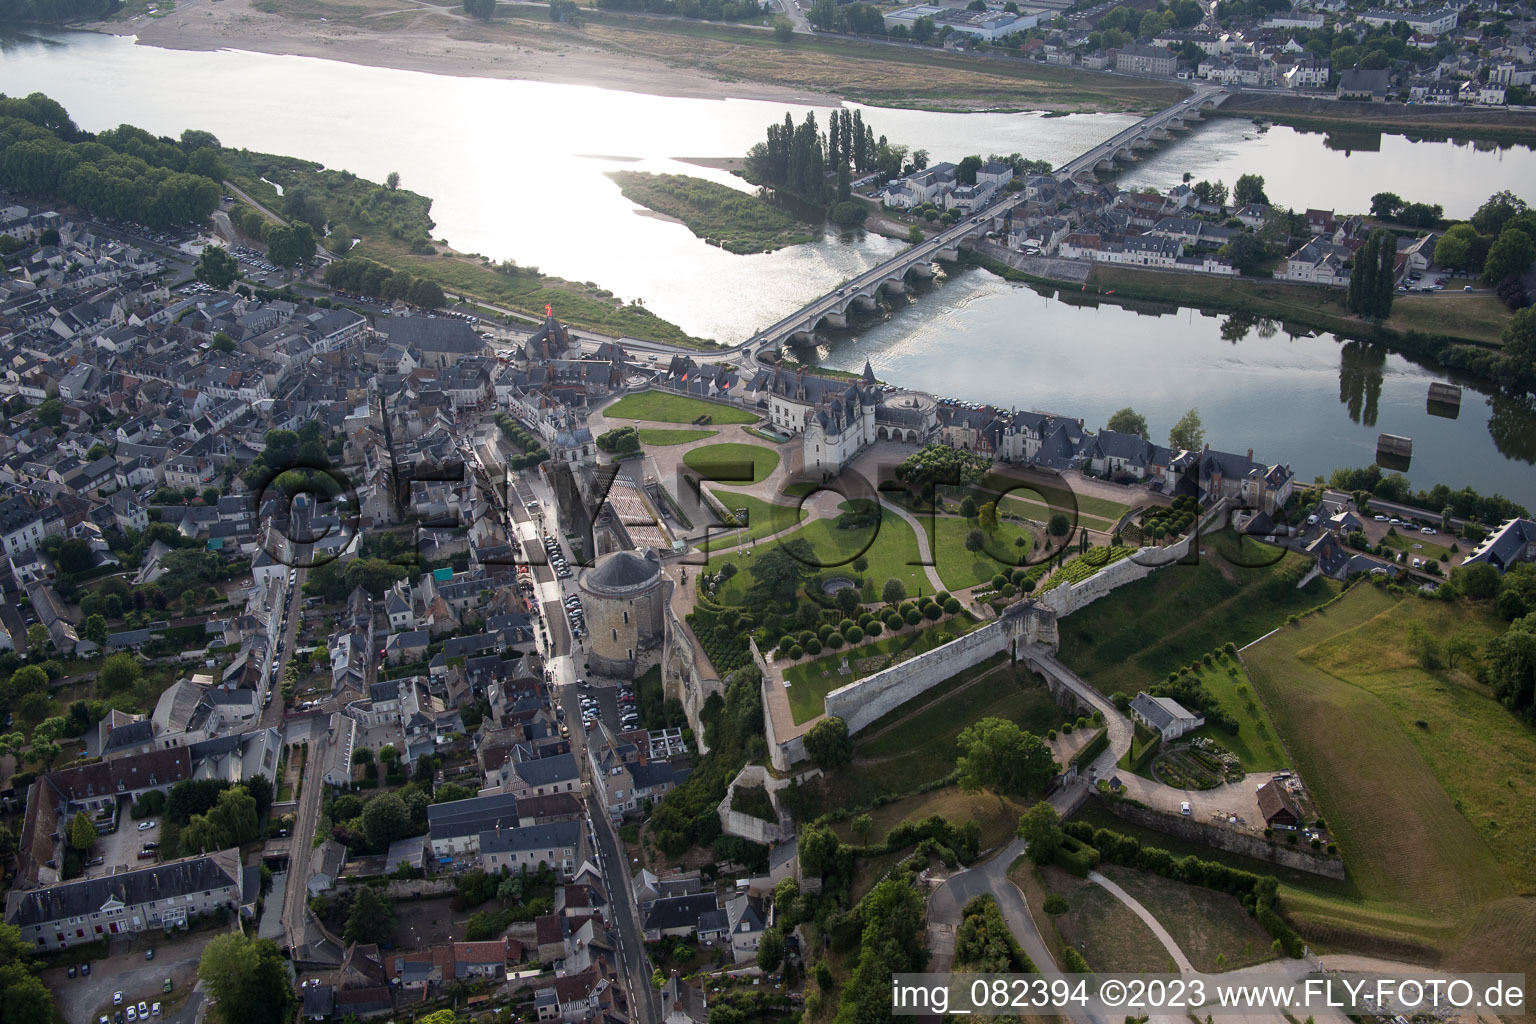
[642,893,719,932]
[513,752,579,788]
[6,848,241,926]
[478,819,581,856]
[1129,692,1201,733]
[427,792,520,841]
[384,316,485,354]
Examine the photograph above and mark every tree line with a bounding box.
[323,254,447,307]
[0,0,117,24]
[1346,228,1398,320]
[594,0,760,21]
[745,109,909,226]
[0,94,223,230]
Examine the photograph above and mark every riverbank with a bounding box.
[955,248,1528,394]
[88,0,1183,112]
[606,171,817,254]
[1215,92,1536,147]
[89,0,837,104]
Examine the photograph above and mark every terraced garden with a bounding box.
[683,442,780,484]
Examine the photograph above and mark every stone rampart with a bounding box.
[1095,797,1346,879]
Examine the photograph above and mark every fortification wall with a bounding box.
[824,625,1009,735]
[1096,798,1347,879]
[717,765,798,845]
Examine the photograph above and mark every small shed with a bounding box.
[1256,780,1302,830]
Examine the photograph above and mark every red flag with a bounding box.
[545,303,552,317]
[681,372,688,382]
[1081,284,1086,291]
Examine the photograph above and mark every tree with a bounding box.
[756,926,785,972]
[352,745,375,766]
[1016,802,1063,864]
[977,501,1000,536]
[1431,223,1481,273]
[195,245,240,290]
[26,624,48,658]
[804,716,853,768]
[959,495,978,520]
[882,577,907,605]
[1047,513,1071,539]
[362,792,410,850]
[1369,192,1403,220]
[955,717,1058,795]
[1106,407,1148,437]
[964,528,985,553]
[907,225,923,243]
[8,664,47,697]
[851,813,874,842]
[744,539,815,608]
[912,14,935,41]
[1232,174,1268,207]
[344,884,396,945]
[1169,407,1205,451]
[69,812,97,852]
[207,787,259,846]
[1485,614,1536,721]
[56,537,94,574]
[386,170,402,190]
[378,744,399,768]
[197,934,296,1024]
[773,16,793,40]
[80,613,108,647]
[1482,227,1535,286]
[266,222,316,267]
[1471,190,1528,236]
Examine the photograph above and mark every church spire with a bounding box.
[861,359,876,386]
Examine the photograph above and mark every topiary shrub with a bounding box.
[864,621,882,638]
[943,597,961,614]
[923,604,942,620]
[825,633,843,650]
[788,645,803,660]
[804,638,822,656]
[904,608,922,625]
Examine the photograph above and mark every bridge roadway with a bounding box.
[549,86,1229,365]
[714,84,1231,360]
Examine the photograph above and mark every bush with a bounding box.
[788,645,803,660]
[1042,893,1069,915]
[804,637,822,656]
[1052,835,1099,877]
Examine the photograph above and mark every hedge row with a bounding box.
[1052,834,1100,877]
[1069,727,1109,771]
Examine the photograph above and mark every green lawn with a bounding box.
[858,660,1067,760]
[637,428,717,446]
[1183,656,1288,772]
[927,515,1035,591]
[703,490,805,545]
[704,509,934,607]
[1054,532,1339,698]
[683,442,780,485]
[1241,585,1536,975]
[782,614,981,724]
[603,392,759,425]
[1003,493,1121,533]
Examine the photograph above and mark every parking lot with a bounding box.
[82,811,162,880]
[576,679,639,737]
[49,927,207,1024]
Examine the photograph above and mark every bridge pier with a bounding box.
[934,248,959,262]
[910,262,936,278]
[852,294,879,311]
[788,330,814,345]
[822,312,847,329]
[883,278,910,295]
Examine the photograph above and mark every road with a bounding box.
[466,438,657,1024]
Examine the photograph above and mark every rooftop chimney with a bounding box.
[1248,448,1254,461]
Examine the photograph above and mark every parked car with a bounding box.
[81,962,90,976]
[138,1002,148,1017]
[145,949,155,961]
[137,821,156,831]
[67,966,76,978]
[1421,526,1436,534]
[113,993,124,1007]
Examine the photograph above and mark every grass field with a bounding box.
[1014,862,1175,973]
[704,490,805,544]
[1242,584,1536,975]
[1099,864,1276,972]
[832,787,1030,850]
[705,508,933,607]
[1184,657,1288,772]
[782,614,981,724]
[603,391,759,424]
[1054,533,1339,698]
[928,514,1035,591]
[350,237,711,347]
[858,661,1068,761]
[606,171,816,254]
[637,428,716,446]
[1084,264,1511,347]
[683,442,780,484]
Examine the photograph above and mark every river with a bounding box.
[1,31,1532,503]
